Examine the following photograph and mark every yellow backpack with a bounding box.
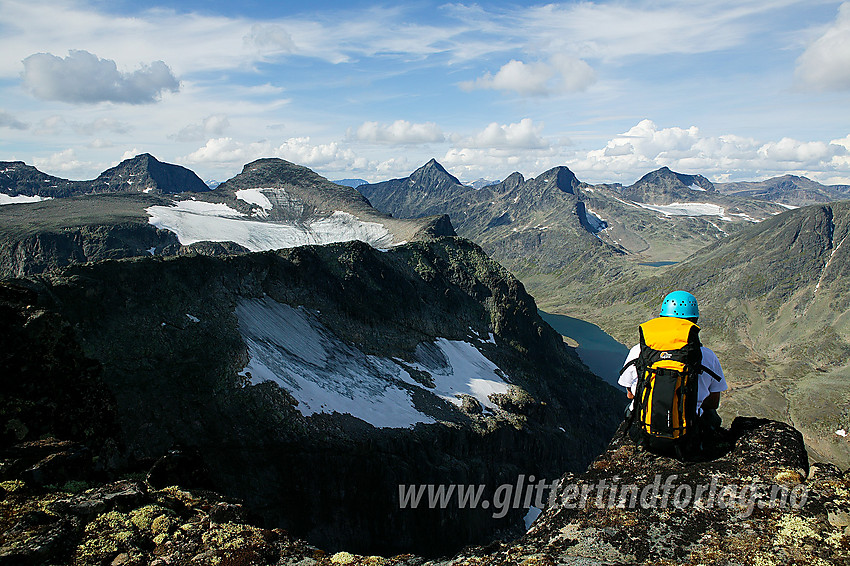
[621,317,721,449]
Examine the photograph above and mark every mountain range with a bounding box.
[0,153,622,555]
[0,155,453,278]
[718,174,850,206]
[2,152,849,562]
[357,160,793,310]
[0,153,209,200]
[357,159,850,467]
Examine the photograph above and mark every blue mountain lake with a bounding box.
[538,311,629,389]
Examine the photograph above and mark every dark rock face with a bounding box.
[90,154,209,195]
[0,238,620,557]
[0,282,119,456]
[0,223,181,278]
[0,154,208,198]
[0,162,77,198]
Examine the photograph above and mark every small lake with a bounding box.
[538,311,629,389]
[638,261,679,267]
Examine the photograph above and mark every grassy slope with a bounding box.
[534,202,850,467]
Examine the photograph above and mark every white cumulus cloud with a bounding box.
[454,119,548,149]
[460,56,595,96]
[570,119,849,184]
[21,50,179,104]
[32,148,91,174]
[183,137,363,170]
[795,2,850,91]
[354,120,445,144]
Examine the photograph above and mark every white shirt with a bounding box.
[618,344,728,415]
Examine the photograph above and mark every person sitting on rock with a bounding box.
[618,291,728,455]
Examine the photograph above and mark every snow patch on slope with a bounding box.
[236,189,273,211]
[635,201,729,219]
[408,338,510,410]
[146,200,394,251]
[0,194,53,205]
[234,296,511,427]
[236,297,431,428]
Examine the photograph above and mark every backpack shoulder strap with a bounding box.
[699,364,723,382]
[619,357,638,376]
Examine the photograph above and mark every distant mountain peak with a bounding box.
[635,167,714,190]
[96,153,209,194]
[531,166,580,195]
[625,167,714,203]
[408,159,464,190]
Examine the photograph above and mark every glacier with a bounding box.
[146,200,395,251]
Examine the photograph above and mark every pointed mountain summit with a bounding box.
[409,158,464,190]
[92,153,209,195]
[622,166,715,204]
[357,159,471,221]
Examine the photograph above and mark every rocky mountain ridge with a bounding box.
[0,236,620,556]
[0,157,454,279]
[356,160,788,312]
[717,174,850,206]
[0,154,209,199]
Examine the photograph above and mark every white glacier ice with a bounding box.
[146,200,394,251]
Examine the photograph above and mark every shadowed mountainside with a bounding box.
[0,236,620,556]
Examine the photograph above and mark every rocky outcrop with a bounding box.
[2,419,846,566]
[447,418,846,565]
[0,222,181,278]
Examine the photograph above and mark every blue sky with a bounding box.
[1,0,849,185]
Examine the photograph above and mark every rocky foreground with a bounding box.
[2,418,848,566]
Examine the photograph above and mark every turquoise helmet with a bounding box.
[659,291,699,319]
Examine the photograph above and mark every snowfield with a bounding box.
[0,194,53,205]
[146,199,394,251]
[635,201,730,219]
[235,188,273,211]
[235,296,511,428]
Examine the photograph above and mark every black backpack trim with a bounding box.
[620,319,719,450]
